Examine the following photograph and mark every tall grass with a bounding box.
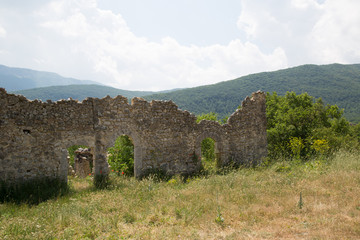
[1,150,359,239]
[0,177,69,205]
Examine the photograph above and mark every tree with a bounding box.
[196,112,218,123]
[266,91,349,159]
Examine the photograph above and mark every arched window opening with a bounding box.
[67,145,93,178]
[201,137,217,173]
[107,135,135,176]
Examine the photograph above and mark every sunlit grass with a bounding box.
[1,150,359,239]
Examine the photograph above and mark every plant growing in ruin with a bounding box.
[107,135,134,176]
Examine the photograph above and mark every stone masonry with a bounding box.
[0,88,267,183]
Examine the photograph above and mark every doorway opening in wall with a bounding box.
[107,135,134,177]
[201,137,218,174]
[67,145,93,178]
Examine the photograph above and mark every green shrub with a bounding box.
[350,123,360,142]
[266,91,356,159]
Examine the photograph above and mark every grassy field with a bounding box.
[1,151,360,239]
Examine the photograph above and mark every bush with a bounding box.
[350,123,360,142]
[266,91,355,159]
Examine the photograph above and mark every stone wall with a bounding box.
[0,88,267,183]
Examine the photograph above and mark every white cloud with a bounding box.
[237,0,322,60]
[1,0,359,91]
[0,24,6,38]
[237,0,360,66]
[34,0,288,90]
[237,1,283,40]
[309,0,360,63]
[291,0,321,9]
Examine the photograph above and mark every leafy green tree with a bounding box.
[196,112,218,123]
[220,115,229,124]
[352,123,360,142]
[196,112,229,125]
[107,135,134,176]
[266,91,350,159]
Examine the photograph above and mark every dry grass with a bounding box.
[1,151,360,239]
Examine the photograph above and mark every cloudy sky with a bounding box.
[0,0,359,91]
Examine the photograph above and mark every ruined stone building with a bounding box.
[0,88,267,184]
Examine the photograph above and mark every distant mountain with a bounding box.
[12,84,157,102]
[0,64,102,91]
[144,64,360,123]
[5,63,360,123]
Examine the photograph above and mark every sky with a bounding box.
[0,0,359,91]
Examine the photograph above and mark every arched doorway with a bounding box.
[196,133,222,173]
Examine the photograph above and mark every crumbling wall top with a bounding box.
[227,90,266,127]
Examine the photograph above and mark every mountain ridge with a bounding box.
[3,63,360,123]
[143,63,360,123]
[0,64,102,91]
[11,84,158,102]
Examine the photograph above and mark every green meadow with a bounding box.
[1,150,359,239]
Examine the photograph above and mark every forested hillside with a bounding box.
[12,84,157,101]
[6,63,360,123]
[144,64,360,123]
